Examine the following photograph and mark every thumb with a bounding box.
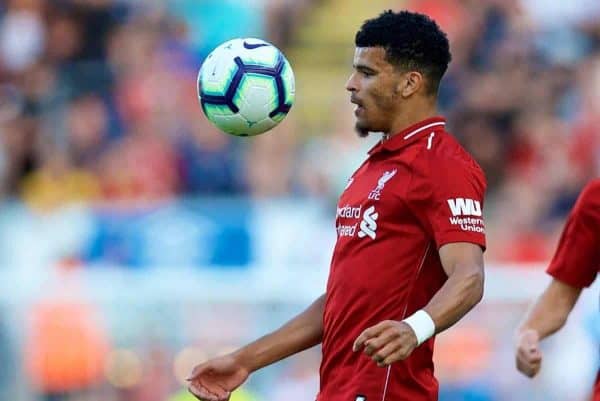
[525,338,539,353]
[187,364,206,381]
[519,329,542,357]
[521,329,539,346]
[528,342,540,355]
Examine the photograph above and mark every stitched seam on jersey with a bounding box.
[381,243,431,401]
[403,122,445,140]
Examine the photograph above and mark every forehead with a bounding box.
[353,47,391,69]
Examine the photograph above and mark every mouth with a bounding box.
[350,96,363,107]
[350,97,364,116]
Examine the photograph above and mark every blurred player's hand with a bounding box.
[187,354,249,401]
[353,320,418,366]
[515,329,542,378]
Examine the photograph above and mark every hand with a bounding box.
[515,329,542,378]
[353,320,419,367]
[187,354,250,401]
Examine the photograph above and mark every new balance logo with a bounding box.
[447,198,482,217]
[358,206,378,239]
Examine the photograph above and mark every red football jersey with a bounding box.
[318,117,487,401]
[546,179,600,401]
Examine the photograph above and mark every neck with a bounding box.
[386,100,438,137]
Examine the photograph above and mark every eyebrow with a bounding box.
[353,64,377,73]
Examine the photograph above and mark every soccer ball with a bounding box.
[197,38,295,136]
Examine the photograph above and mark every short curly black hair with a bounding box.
[355,10,451,95]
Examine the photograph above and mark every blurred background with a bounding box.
[0,0,598,400]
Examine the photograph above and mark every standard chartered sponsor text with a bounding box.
[337,223,357,237]
[337,205,362,219]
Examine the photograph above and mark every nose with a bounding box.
[345,72,357,92]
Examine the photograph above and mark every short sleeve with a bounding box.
[547,181,600,288]
[406,148,487,250]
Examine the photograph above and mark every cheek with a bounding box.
[366,88,394,114]
[363,79,392,108]
[373,89,398,113]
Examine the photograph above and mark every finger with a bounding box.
[363,338,383,357]
[381,348,410,366]
[371,338,404,363]
[363,329,398,356]
[517,358,534,375]
[522,364,540,378]
[525,341,540,354]
[529,352,541,363]
[189,382,218,401]
[518,347,542,364]
[354,328,378,351]
[354,322,390,351]
[526,357,542,370]
[526,346,540,357]
[214,383,231,401]
[517,356,541,377]
[518,365,535,377]
[524,342,541,355]
[197,378,229,400]
[530,362,541,377]
[364,340,378,357]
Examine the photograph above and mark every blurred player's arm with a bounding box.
[354,242,484,366]
[517,182,597,343]
[518,279,582,340]
[515,279,582,378]
[515,181,600,378]
[188,293,325,401]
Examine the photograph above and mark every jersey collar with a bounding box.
[368,116,446,155]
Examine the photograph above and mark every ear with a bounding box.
[398,71,424,98]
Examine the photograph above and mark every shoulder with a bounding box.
[572,179,600,219]
[409,130,487,191]
[578,179,600,205]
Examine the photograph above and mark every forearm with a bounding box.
[234,293,325,372]
[423,266,484,333]
[518,281,581,340]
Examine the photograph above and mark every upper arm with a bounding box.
[438,242,484,278]
[406,147,487,251]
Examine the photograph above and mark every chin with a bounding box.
[355,127,370,137]
[354,120,371,138]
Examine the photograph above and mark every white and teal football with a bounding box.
[197,38,295,136]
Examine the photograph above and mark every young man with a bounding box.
[188,10,487,401]
[515,179,600,401]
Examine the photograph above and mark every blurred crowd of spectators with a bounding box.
[1,0,599,263]
[0,0,313,209]
[408,0,600,261]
